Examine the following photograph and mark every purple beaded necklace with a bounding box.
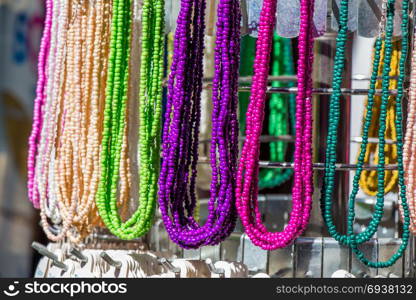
[158,0,241,249]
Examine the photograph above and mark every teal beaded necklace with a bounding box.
[321,0,410,267]
[239,35,296,189]
[96,0,165,239]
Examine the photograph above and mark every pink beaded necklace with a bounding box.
[235,0,315,250]
[27,0,53,208]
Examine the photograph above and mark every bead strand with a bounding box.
[358,41,400,196]
[403,23,416,234]
[27,0,53,208]
[158,0,241,249]
[96,0,165,239]
[235,0,315,250]
[321,0,410,267]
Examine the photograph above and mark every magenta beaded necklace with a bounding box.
[158,0,241,249]
[27,0,53,208]
[235,0,315,250]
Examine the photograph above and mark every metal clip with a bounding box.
[158,258,181,278]
[69,247,88,263]
[31,242,68,272]
[100,252,122,269]
[205,258,225,278]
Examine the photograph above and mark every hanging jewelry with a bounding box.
[258,35,296,189]
[235,0,315,250]
[321,0,410,267]
[238,35,296,190]
[158,0,241,248]
[37,0,71,236]
[358,41,400,196]
[402,21,416,235]
[27,0,53,208]
[96,0,165,240]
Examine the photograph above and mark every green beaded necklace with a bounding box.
[96,0,165,239]
[239,34,296,189]
[321,0,410,267]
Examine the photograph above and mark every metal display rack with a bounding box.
[148,0,416,277]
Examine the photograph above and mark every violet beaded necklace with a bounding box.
[235,0,315,250]
[158,0,241,249]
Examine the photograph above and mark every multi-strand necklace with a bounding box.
[321,0,410,267]
[235,0,315,250]
[358,41,400,196]
[60,0,113,241]
[37,0,71,238]
[37,0,112,242]
[158,0,241,249]
[29,0,111,241]
[403,19,416,234]
[96,0,165,240]
[27,0,53,209]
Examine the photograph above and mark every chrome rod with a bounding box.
[199,135,295,144]
[351,136,397,145]
[197,159,398,171]
[235,86,401,96]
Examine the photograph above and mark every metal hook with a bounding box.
[31,242,68,272]
[304,271,314,278]
[100,252,122,269]
[69,247,88,263]
[387,272,399,278]
[271,268,292,278]
[357,271,371,278]
[205,259,225,278]
[158,258,181,278]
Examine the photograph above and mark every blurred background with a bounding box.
[0,0,45,277]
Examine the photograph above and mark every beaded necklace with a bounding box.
[35,0,114,241]
[62,0,113,241]
[258,35,296,189]
[37,0,70,232]
[358,41,400,196]
[402,24,416,234]
[239,36,256,134]
[321,0,410,267]
[96,0,165,240]
[238,35,296,190]
[158,0,241,249]
[235,0,315,250]
[27,0,53,209]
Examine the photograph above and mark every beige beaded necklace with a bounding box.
[39,0,72,241]
[40,0,130,242]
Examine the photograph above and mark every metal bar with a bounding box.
[235,86,401,95]
[197,159,398,170]
[164,81,402,95]
[207,75,298,83]
[163,75,404,84]
[89,233,145,244]
[351,136,397,144]
[199,135,295,144]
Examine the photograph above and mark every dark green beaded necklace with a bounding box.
[239,35,296,189]
[321,0,411,267]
